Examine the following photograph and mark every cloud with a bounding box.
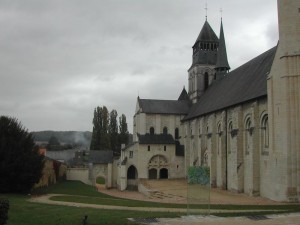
[0,0,278,132]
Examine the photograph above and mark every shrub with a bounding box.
[0,198,9,225]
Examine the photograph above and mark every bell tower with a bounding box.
[188,19,219,103]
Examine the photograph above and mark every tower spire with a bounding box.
[215,18,230,80]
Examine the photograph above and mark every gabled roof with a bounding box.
[138,134,175,145]
[193,20,219,47]
[89,150,113,164]
[184,46,277,120]
[138,98,189,115]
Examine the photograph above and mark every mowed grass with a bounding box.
[44,181,300,213]
[3,180,300,225]
[1,193,181,225]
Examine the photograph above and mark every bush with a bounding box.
[0,198,9,225]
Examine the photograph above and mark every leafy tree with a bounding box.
[90,106,110,150]
[48,136,60,146]
[109,109,118,153]
[90,107,102,150]
[0,116,44,193]
[119,114,129,147]
[101,106,110,150]
[46,135,63,151]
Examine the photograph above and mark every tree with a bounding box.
[101,106,110,150]
[90,106,110,150]
[109,109,118,153]
[46,135,61,150]
[0,116,44,193]
[90,107,102,150]
[119,114,129,147]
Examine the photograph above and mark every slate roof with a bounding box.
[215,20,230,70]
[46,149,76,165]
[193,20,218,47]
[184,46,277,120]
[138,134,175,145]
[178,87,189,101]
[89,150,113,164]
[138,98,189,115]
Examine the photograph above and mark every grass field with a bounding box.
[2,181,300,225]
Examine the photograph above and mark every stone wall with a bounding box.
[182,98,268,196]
[67,168,91,185]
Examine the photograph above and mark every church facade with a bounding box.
[117,0,300,202]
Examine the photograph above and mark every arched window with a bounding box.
[228,121,233,154]
[150,127,154,135]
[261,115,269,148]
[246,118,252,135]
[163,127,168,135]
[217,123,222,155]
[175,128,179,139]
[245,118,252,155]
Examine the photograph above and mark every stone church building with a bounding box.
[117,0,300,202]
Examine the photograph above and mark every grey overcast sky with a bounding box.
[0,0,278,133]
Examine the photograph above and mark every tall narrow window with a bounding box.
[204,72,209,90]
[245,118,252,155]
[228,121,233,154]
[129,151,133,158]
[261,115,269,148]
[150,127,154,135]
[175,128,179,139]
[163,127,168,135]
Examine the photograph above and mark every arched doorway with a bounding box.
[148,155,169,179]
[148,168,157,179]
[127,165,138,179]
[160,168,168,179]
[127,165,138,190]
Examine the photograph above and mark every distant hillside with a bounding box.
[31,131,92,147]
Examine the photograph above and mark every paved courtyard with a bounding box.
[100,179,300,225]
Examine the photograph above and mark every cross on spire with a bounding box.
[205,3,208,20]
[220,8,223,19]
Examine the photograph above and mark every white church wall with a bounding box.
[183,99,267,194]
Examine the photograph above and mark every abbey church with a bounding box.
[117,0,300,202]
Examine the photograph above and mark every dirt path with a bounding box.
[29,194,273,214]
[154,214,300,225]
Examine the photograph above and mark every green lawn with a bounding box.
[2,180,300,225]
[1,194,181,225]
[43,181,300,213]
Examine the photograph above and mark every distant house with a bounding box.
[35,156,67,188]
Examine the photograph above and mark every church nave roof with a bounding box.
[184,46,277,120]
